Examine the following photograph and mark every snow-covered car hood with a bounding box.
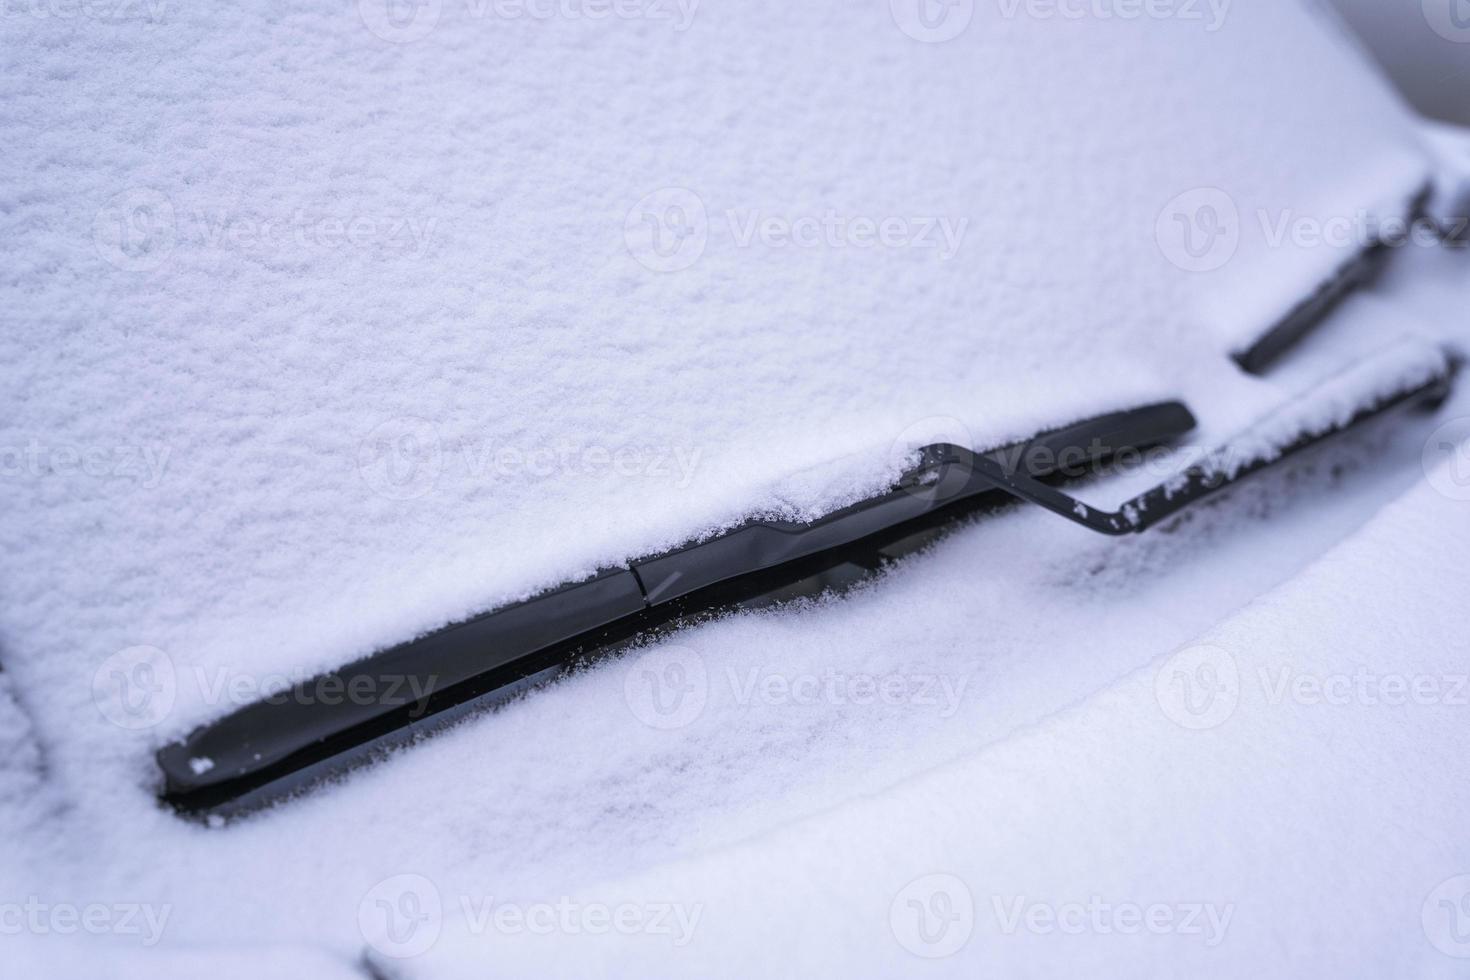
[2,0,1468,975]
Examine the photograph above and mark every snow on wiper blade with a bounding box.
[973,365,1452,536]
[156,402,1196,817]
[1231,184,1448,376]
[158,359,1453,819]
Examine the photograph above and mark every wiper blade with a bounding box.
[157,401,1195,817]
[157,363,1453,818]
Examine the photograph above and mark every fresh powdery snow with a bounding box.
[0,0,1468,976]
[388,449,1470,980]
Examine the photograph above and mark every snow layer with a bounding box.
[0,672,49,840]
[1422,121,1470,232]
[4,939,368,980]
[393,459,1470,979]
[1,0,1466,975]
[0,0,1429,765]
[1,270,1465,975]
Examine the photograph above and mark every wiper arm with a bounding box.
[157,363,1453,819]
[156,401,1195,816]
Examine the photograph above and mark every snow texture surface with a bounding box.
[395,456,1470,979]
[1,0,1468,976]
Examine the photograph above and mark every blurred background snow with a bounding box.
[1328,0,1470,124]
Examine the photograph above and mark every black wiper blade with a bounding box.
[628,403,1198,607]
[157,401,1195,817]
[1231,185,1438,376]
[157,364,1453,818]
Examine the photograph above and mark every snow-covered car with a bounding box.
[2,1,1469,977]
